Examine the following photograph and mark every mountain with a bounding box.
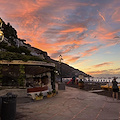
[0,18,91,78]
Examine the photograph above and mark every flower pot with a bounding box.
[36,96,43,100]
[52,93,56,97]
[47,93,53,98]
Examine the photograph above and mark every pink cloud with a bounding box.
[97,10,105,21]
[112,8,120,22]
[90,25,120,47]
[93,62,113,68]
[81,46,100,57]
[87,67,120,76]
[61,55,80,64]
[61,27,87,34]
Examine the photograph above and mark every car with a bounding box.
[101,83,120,90]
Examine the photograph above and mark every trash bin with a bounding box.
[58,82,65,90]
[1,93,17,120]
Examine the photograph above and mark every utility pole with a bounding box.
[59,55,63,82]
[58,55,65,90]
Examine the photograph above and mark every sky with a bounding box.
[0,0,120,77]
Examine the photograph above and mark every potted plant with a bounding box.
[78,79,84,89]
[47,91,53,98]
[52,90,56,96]
[39,92,43,99]
[35,92,43,100]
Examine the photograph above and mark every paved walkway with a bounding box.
[16,86,120,120]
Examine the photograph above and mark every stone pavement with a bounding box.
[16,86,120,120]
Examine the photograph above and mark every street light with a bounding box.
[0,18,4,42]
[58,54,65,90]
[59,55,63,82]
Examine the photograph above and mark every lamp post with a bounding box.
[59,55,63,82]
[58,55,65,90]
[0,18,4,42]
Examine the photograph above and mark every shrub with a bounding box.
[0,51,43,61]
[39,92,43,96]
[47,91,52,95]
[52,90,56,93]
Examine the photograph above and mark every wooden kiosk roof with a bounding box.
[0,60,55,67]
[0,60,55,75]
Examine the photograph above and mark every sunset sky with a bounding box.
[0,0,120,77]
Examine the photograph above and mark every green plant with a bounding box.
[18,65,25,86]
[0,41,8,49]
[47,91,52,95]
[19,46,31,55]
[39,92,43,96]
[79,80,84,83]
[52,90,56,93]
[0,51,43,61]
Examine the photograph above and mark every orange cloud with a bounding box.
[87,70,104,75]
[97,10,105,21]
[61,27,87,33]
[65,56,80,64]
[93,62,113,68]
[87,67,120,76]
[112,8,120,22]
[90,24,120,46]
[81,46,99,57]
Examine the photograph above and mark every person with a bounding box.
[112,77,119,100]
[72,76,76,84]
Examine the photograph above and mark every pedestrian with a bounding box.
[72,76,76,84]
[112,77,119,100]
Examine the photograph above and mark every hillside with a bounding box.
[0,17,91,78]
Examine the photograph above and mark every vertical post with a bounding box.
[60,62,62,82]
[58,55,65,90]
[24,65,27,88]
[59,55,63,83]
[0,64,3,86]
[51,69,55,90]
